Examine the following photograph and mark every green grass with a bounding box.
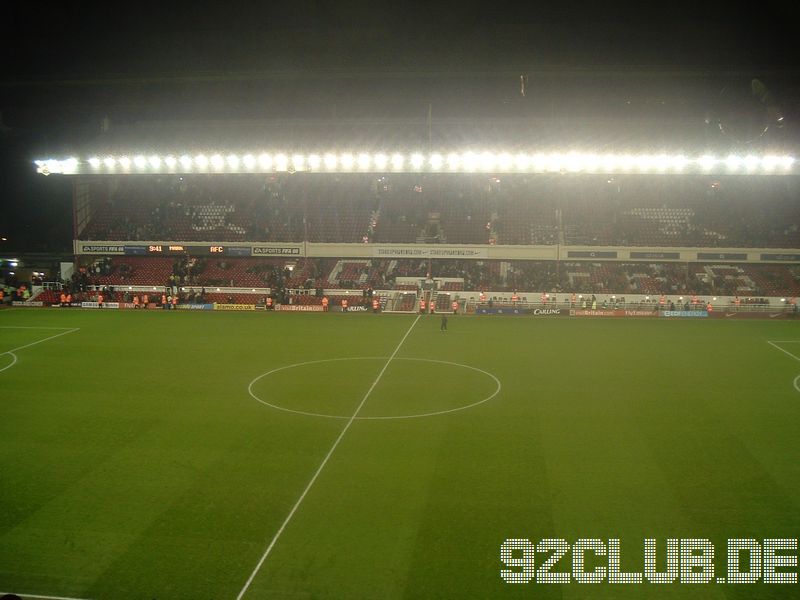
[1,308,800,599]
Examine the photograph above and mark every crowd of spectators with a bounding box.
[78,174,800,248]
[66,256,800,298]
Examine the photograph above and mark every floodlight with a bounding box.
[601,154,619,171]
[88,157,101,168]
[429,153,443,169]
[340,153,354,169]
[390,153,404,169]
[653,154,670,171]
[462,152,478,170]
[725,155,742,170]
[532,153,547,171]
[743,155,759,171]
[323,154,337,170]
[103,157,116,168]
[274,154,289,170]
[258,153,272,169]
[308,154,321,169]
[635,154,654,171]
[291,154,305,170]
[670,155,688,171]
[195,154,209,168]
[119,156,131,169]
[514,153,530,170]
[565,153,584,172]
[619,155,635,171]
[583,154,601,172]
[698,155,716,170]
[210,154,224,169]
[134,156,147,169]
[762,155,780,171]
[242,154,256,168]
[781,156,795,169]
[447,153,461,170]
[149,155,161,168]
[226,154,240,168]
[373,153,388,169]
[547,153,564,171]
[357,153,371,169]
[497,153,512,170]
[179,155,192,169]
[164,155,177,168]
[478,152,496,171]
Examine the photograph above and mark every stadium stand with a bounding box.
[77,174,800,248]
[56,256,800,298]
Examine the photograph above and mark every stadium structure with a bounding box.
[23,114,800,317]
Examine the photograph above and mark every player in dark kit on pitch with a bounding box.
[440,313,447,332]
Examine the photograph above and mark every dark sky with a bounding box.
[1,0,799,253]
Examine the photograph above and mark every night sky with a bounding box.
[1,1,799,253]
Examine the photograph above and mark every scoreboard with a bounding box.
[129,245,251,256]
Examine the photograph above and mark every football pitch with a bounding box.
[1,308,800,599]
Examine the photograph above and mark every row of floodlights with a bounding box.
[35,152,796,175]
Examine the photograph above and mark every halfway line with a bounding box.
[235,314,421,600]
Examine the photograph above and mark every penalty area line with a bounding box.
[235,314,421,600]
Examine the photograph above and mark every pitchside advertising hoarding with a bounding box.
[478,308,714,318]
[81,301,121,309]
[176,304,214,310]
[569,309,655,317]
[213,303,256,311]
[477,307,566,316]
[276,304,324,311]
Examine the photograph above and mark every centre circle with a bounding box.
[248,357,501,420]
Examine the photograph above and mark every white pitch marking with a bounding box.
[0,593,94,600]
[235,315,421,600]
[0,352,19,373]
[767,340,800,362]
[0,328,80,373]
[248,356,501,420]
